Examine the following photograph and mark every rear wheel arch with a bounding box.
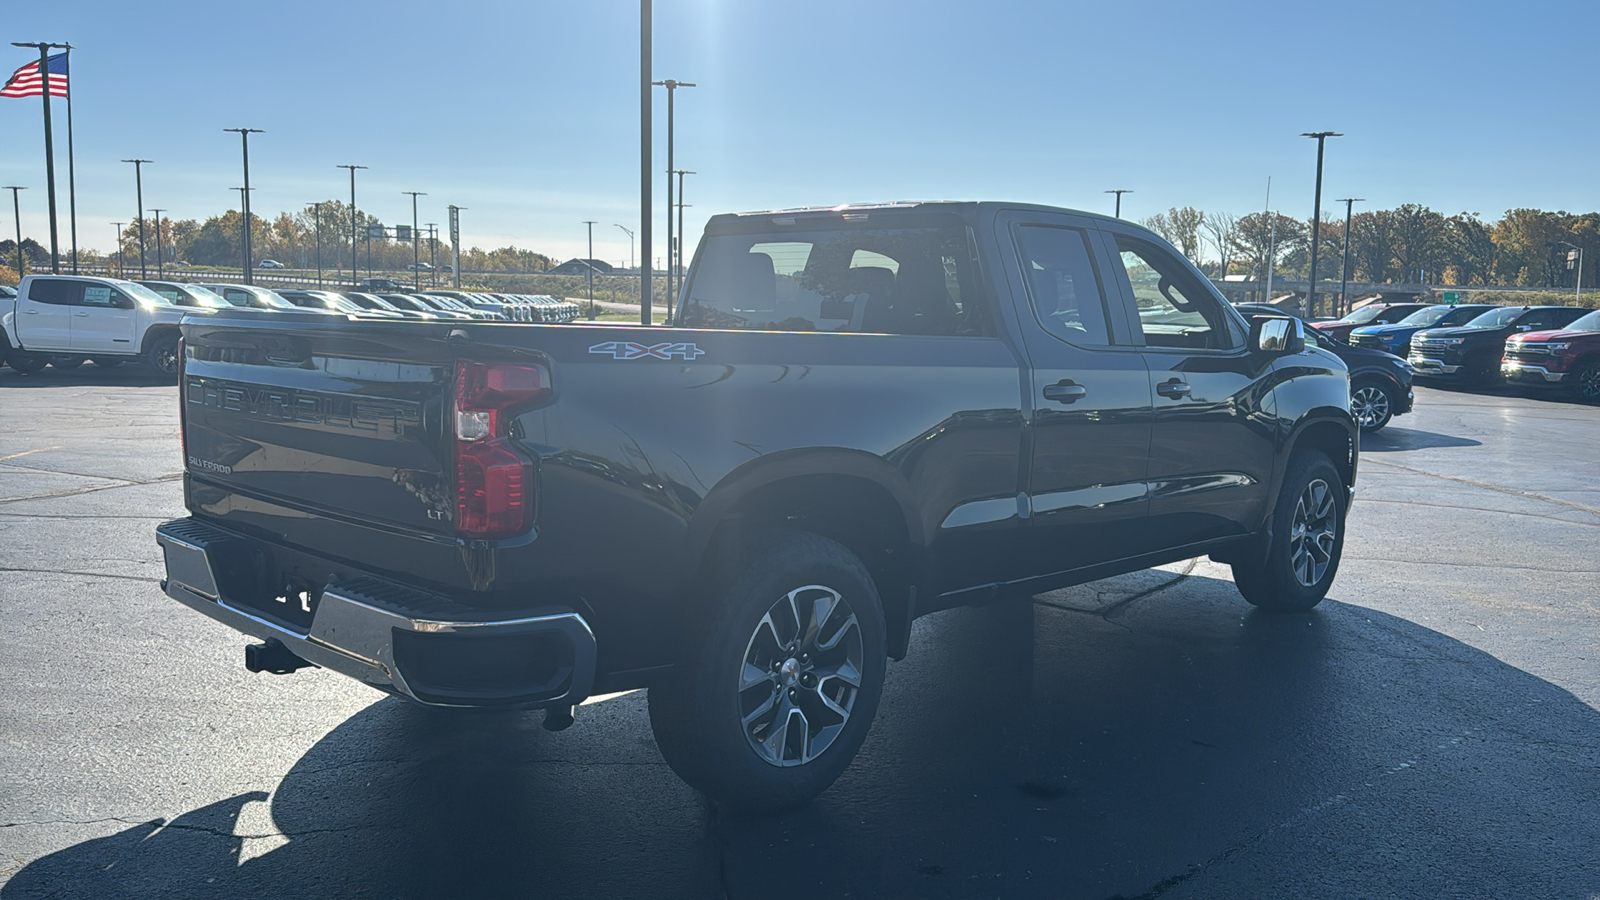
[688,458,922,660]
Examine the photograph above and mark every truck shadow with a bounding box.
[1360,427,1482,451]
[6,573,1598,899]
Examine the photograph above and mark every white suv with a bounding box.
[1,274,194,378]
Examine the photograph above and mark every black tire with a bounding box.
[49,355,86,370]
[648,530,887,814]
[1231,450,1346,612]
[4,350,47,375]
[90,357,125,368]
[1350,379,1395,432]
[1465,352,1501,388]
[143,332,180,380]
[1571,359,1600,404]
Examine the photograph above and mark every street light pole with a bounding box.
[4,186,24,276]
[148,208,165,279]
[311,202,323,286]
[1105,189,1132,218]
[403,191,426,289]
[641,0,652,325]
[652,79,696,319]
[1301,131,1342,317]
[110,222,123,277]
[615,224,634,270]
[672,169,695,322]
[121,159,151,280]
[426,224,438,287]
[224,129,263,283]
[1558,240,1584,301]
[584,220,597,319]
[337,165,366,287]
[1336,198,1363,316]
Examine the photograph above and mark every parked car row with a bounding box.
[1,274,583,380]
[1234,303,1416,431]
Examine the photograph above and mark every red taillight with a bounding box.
[453,361,548,538]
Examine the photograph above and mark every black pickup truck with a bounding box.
[156,202,1357,811]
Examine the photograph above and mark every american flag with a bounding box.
[1,53,69,99]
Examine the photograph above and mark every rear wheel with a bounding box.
[144,333,180,380]
[1232,451,1346,612]
[4,350,47,375]
[1572,360,1600,404]
[648,530,886,814]
[1350,380,1395,431]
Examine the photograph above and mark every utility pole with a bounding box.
[13,42,67,273]
[1301,131,1341,317]
[403,190,426,289]
[1336,198,1364,316]
[224,129,263,282]
[4,186,24,276]
[148,208,165,279]
[337,165,366,287]
[1105,189,1132,218]
[121,159,151,279]
[615,224,634,270]
[584,220,597,319]
[652,79,696,319]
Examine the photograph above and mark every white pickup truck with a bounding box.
[1,274,191,377]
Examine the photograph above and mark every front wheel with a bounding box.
[1232,451,1346,612]
[4,350,48,375]
[648,530,887,814]
[1350,380,1394,431]
[1571,360,1600,404]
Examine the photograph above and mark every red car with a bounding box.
[1309,302,1431,341]
[1501,307,1600,402]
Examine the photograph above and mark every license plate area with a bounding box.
[212,541,321,634]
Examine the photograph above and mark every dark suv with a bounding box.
[1410,305,1590,385]
[1237,303,1414,430]
[1348,303,1497,356]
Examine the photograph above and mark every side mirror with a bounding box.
[1251,316,1306,355]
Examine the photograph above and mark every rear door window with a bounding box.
[26,279,83,305]
[1013,225,1114,347]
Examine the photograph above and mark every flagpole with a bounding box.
[11,43,62,273]
[64,45,77,274]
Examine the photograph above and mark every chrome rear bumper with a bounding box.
[156,518,596,707]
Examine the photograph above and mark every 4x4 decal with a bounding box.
[589,341,705,361]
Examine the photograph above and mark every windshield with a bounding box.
[1396,306,1456,327]
[1338,306,1388,325]
[310,292,364,313]
[182,285,230,308]
[1464,307,1523,328]
[1563,309,1600,332]
[116,281,174,306]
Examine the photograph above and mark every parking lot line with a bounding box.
[0,447,61,463]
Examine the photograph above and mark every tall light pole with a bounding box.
[1105,189,1132,218]
[110,222,123,277]
[231,187,252,271]
[584,220,598,319]
[448,206,464,289]
[402,190,426,289]
[5,186,24,276]
[121,159,151,279]
[1302,131,1341,317]
[615,224,634,270]
[652,78,696,318]
[224,129,263,283]
[1555,240,1580,299]
[426,223,438,287]
[337,165,366,286]
[671,169,695,322]
[640,0,653,325]
[1335,198,1364,316]
[148,207,165,279]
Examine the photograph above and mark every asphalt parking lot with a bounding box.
[1,367,1596,899]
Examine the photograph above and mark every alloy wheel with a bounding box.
[1288,478,1339,588]
[1351,385,1391,428]
[738,584,864,767]
[1579,366,1600,402]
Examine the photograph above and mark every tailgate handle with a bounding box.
[261,337,311,366]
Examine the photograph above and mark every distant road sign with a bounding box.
[395,225,412,242]
[367,223,385,240]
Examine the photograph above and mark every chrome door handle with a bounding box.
[74,311,90,317]
[1043,380,1088,404]
[1156,379,1191,399]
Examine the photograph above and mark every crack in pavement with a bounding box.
[0,815,368,840]
[1033,558,1200,622]
[0,567,159,584]
[1352,496,1600,527]
[1361,458,1600,516]
[1342,557,1600,574]
[0,473,182,506]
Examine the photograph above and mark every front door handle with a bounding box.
[74,311,90,317]
[1043,380,1088,404]
[1156,379,1191,399]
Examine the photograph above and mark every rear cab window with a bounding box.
[677,210,993,336]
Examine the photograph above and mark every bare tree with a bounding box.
[1202,211,1238,276]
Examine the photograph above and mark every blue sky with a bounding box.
[2,0,1597,266]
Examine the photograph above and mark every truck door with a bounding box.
[71,282,139,354]
[993,211,1154,582]
[18,278,78,351]
[1101,229,1277,548]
